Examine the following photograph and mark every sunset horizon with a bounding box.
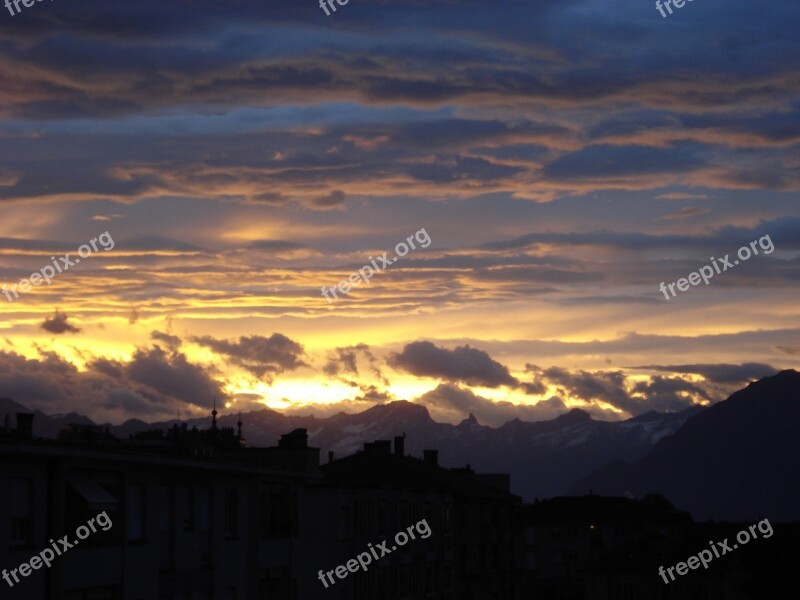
[1,0,798,428]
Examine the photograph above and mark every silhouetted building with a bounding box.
[0,411,522,600]
[58,422,116,443]
[523,494,691,597]
[301,436,521,600]
[521,495,782,600]
[0,411,320,600]
[0,412,34,442]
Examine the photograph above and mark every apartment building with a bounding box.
[0,412,319,600]
[0,412,523,600]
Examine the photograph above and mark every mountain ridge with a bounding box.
[0,394,700,501]
[571,369,800,521]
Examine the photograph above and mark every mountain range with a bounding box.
[2,369,798,520]
[572,369,800,521]
[0,392,699,501]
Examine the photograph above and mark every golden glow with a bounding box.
[232,378,361,409]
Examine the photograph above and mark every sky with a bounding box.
[0,0,798,427]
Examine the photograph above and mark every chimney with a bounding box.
[394,434,406,457]
[16,413,34,441]
[423,449,438,466]
[363,440,391,454]
[278,428,308,449]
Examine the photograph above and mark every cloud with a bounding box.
[389,341,518,388]
[538,366,709,415]
[191,333,307,381]
[307,190,347,211]
[0,0,795,209]
[1,0,797,122]
[629,376,712,413]
[323,343,387,384]
[40,310,80,334]
[0,346,225,423]
[352,384,394,404]
[543,143,707,181]
[150,330,182,351]
[119,345,224,408]
[91,214,127,222]
[631,362,778,385]
[323,345,363,376]
[520,363,547,395]
[245,240,308,253]
[414,383,569,427]
[521,380,547,395]
[0,0,795,429]
[776,345,800,356]
[658,206,710,221]
[475,216,800,282]
[91,357,125,380]
[542,366,632,410]
[229,392,268,412]
[655,193,711,200]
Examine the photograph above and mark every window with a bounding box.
[398,566,409,597]
[338,506,350,541]
[224,488,238,539]
[158,485,174,570]
[10,478,33,548]
[378,499,394,534]
[399,501,409,529]
[354,499,374,534]
[622,581,634,600]
[65,472,121,546]
[159,486,173,532]
[63,585,119,600]
[258,484,292,539]
[424,564,435,593]
[126,483,146,542]
[410,563,423,595]
[524,527,536,544]
[567,525,578,538]
[464,505,478,530]
[425,502,438,530]
[197,487,212,566]
[182,486,195,531]
[258,568,295,600]
[410,501,423,523]
[197,487,211,531]
[389,501,398,532]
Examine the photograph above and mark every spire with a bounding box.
[211,396,218,430]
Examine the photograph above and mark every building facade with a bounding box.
[0,414,522,600]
